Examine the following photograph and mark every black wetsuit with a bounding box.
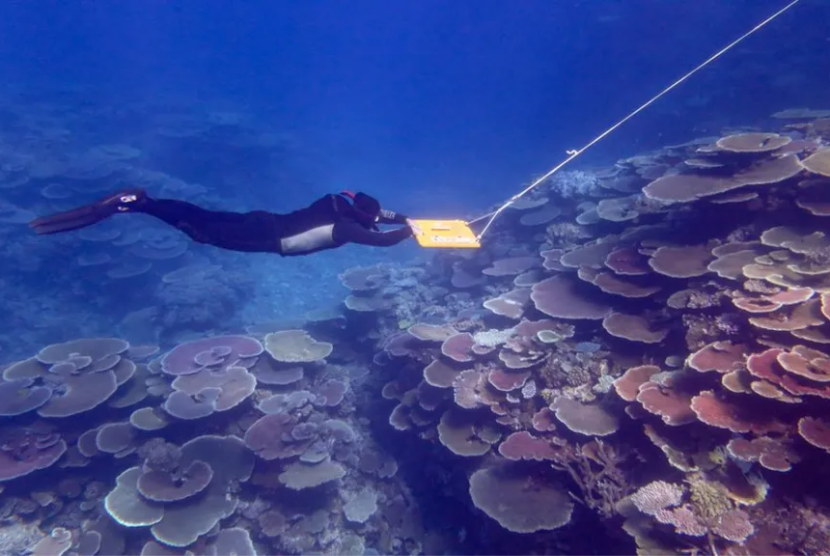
[135,193,413,255]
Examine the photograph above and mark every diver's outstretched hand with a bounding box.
[406,218,423,237]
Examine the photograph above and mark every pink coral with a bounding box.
[713,509,755,543]
[530,276,611,320]
[441,333,475,363]
[498,431,557,461]
[0,425,67,482]
[161,335,262,376]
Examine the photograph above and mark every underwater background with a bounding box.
[1,0,830,554]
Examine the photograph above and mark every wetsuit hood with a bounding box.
[340,191,381,230]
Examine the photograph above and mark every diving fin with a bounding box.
[29,188,147,235]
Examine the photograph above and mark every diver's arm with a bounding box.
[333,221,413,247]
[377,208,408,225]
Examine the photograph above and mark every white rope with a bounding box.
[472,0,801,241]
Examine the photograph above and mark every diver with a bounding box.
[29,188,422,255]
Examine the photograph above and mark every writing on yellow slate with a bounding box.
[411,219,481,249]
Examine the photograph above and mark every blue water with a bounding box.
[1,1,821,355]
[2,0,820,215]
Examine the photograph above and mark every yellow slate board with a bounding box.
[412,219,481,249]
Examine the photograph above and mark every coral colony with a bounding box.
[4,110,830,555]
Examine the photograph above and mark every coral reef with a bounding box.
[0,329,416,554]
[328,120,830,554]
[4,96,830,555]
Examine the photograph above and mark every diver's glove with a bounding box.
[406,218,423,237]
